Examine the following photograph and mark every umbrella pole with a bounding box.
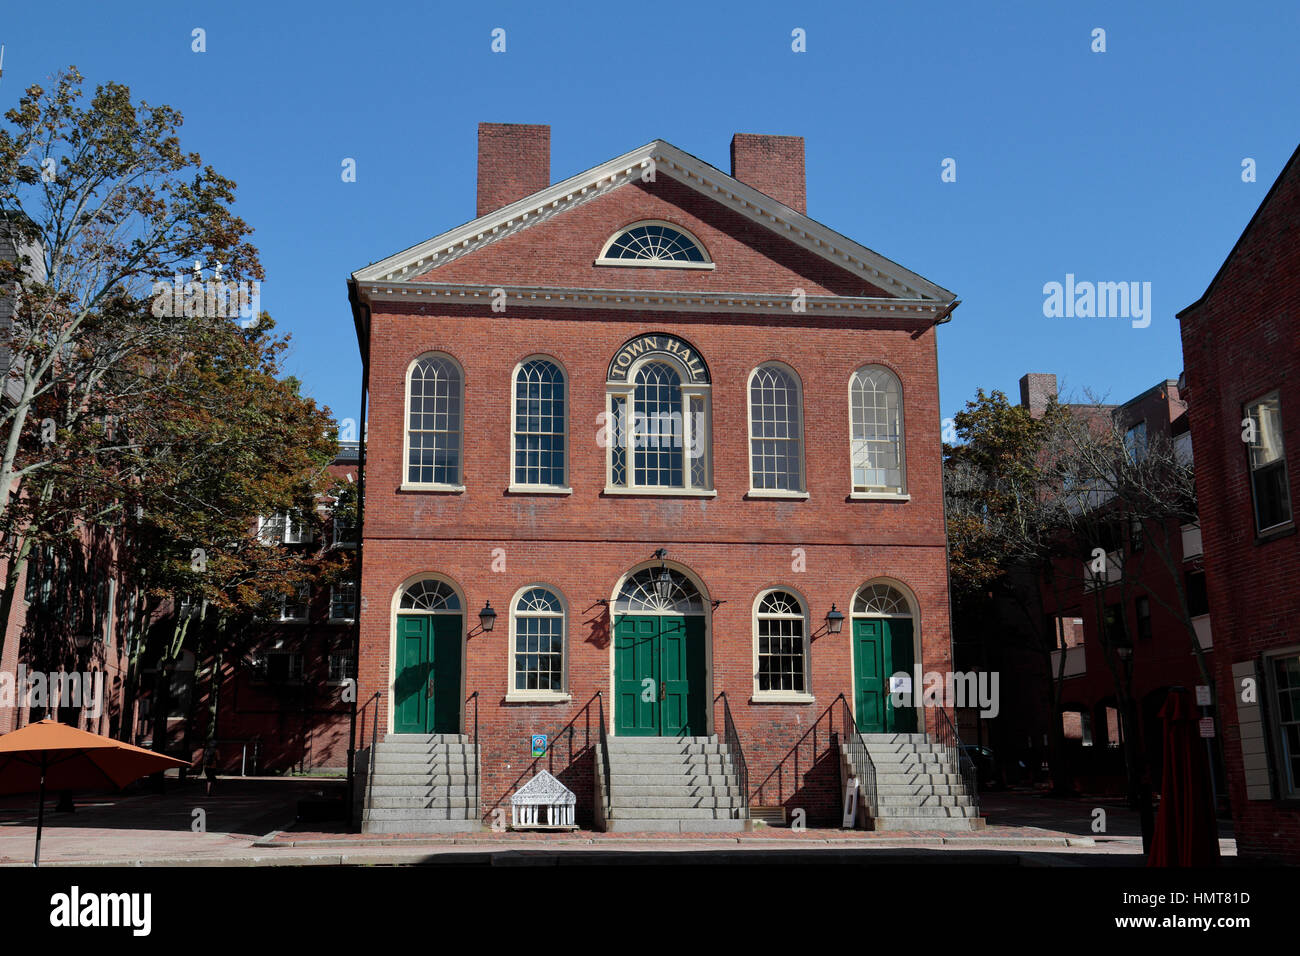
[34,752,47,868]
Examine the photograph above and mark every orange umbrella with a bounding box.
[0,719,192,866]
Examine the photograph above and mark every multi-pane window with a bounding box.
[635,362,684,486]
[259,511,310,545]
[330,581,357,622]
[513,359,566,487]
[512,587,565,693]
[850,366,904,494]
[1271,654,1300,798]
[749,365,804,492]
[599,222,709,264]
[407,355,463,486]
[1125,421,1148,463]
[328,653,354,684]
[253,651,303,683]
[279,585,309,622]
[755,589,808,694]
[608,360,711,491]
[1245,393,1291,532]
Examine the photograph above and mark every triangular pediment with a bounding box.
[352,140,955,304]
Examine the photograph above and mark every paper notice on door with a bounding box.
[889,674,912,694]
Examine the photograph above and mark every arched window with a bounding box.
[510,586,566,695]
[754,589,810,696]
[597,221,711,268]
[399,578,462,612]
[849,366,905,495]
[852,583,911,617]
[614,567,705,614]
[513,358,567,489]
[606,345,712,494]
[749,364,804,492]
[407,355,463,487]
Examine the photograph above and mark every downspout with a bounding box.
[933,298,960,740]
[345,277,370,828]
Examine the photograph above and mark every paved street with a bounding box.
[0,778,1237,866]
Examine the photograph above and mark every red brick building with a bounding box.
[1022,373,1217,795]
[348,124,968,831]
[1178,142,1300,862]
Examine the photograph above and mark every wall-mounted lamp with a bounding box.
[825,604,845,635]
[652,548,672,602]
[478,600,497,633]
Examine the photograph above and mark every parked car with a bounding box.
[960,744,1002,790]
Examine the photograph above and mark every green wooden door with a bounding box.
[853,617,916,734]
[614,615,659,736]
[615,614,707,736]
[888,618,917,733]
[393,613,462,734]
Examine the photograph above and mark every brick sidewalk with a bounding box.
[0,778,1236,866]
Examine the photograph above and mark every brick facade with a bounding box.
[1178,143,1300,862]
[351,124,958,827]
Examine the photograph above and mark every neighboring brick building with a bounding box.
[1021,373,1217,795]
[1178,142,1300,862]
[348,124,967,831]
[143,444,360,773]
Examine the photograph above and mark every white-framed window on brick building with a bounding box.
[849,365,906,497]
[1267,651,1300,799]
[329,581,357,622]
[405,353,464,489]
[753,588,811,701]
[748,363,805,495]
[595,221,713,270]
[508,586,567,700]
[606,358,712,494]
[1244,392,1291,533]
[511,357,568,491]
[259,511,312,545]
[279,585,310,623]
[328,653,354,685]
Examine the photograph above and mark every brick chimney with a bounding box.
[477,123,551,217]
[1019,373,1058,419]
[730,133,806,214]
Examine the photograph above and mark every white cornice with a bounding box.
[355,280,950,320]
[351,140,956,304]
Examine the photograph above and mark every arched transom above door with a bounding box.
[399,578,462,612]
[614,567,705,614]
[852,583,911,616]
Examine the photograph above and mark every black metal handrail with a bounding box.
[715,692,749,820]
[933,706,980,814]
[834,694,877,821]
[595,691,612,825]
[467,691,480,823]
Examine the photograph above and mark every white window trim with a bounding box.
[510,355,570,492]
[329,582,358,624]
[605,354,713,494]
[505,583,569,701]
[848,365,908,497]
[746,362,807,496]
[594,219,714,270]
[404,351,465,490]
[327,653,354,686]
[1244,390,1292,535]
[1263,644,1300,800]
[278,586,310,623]
[751,587,813,701]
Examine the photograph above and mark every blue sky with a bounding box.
[2,0,1296,431]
